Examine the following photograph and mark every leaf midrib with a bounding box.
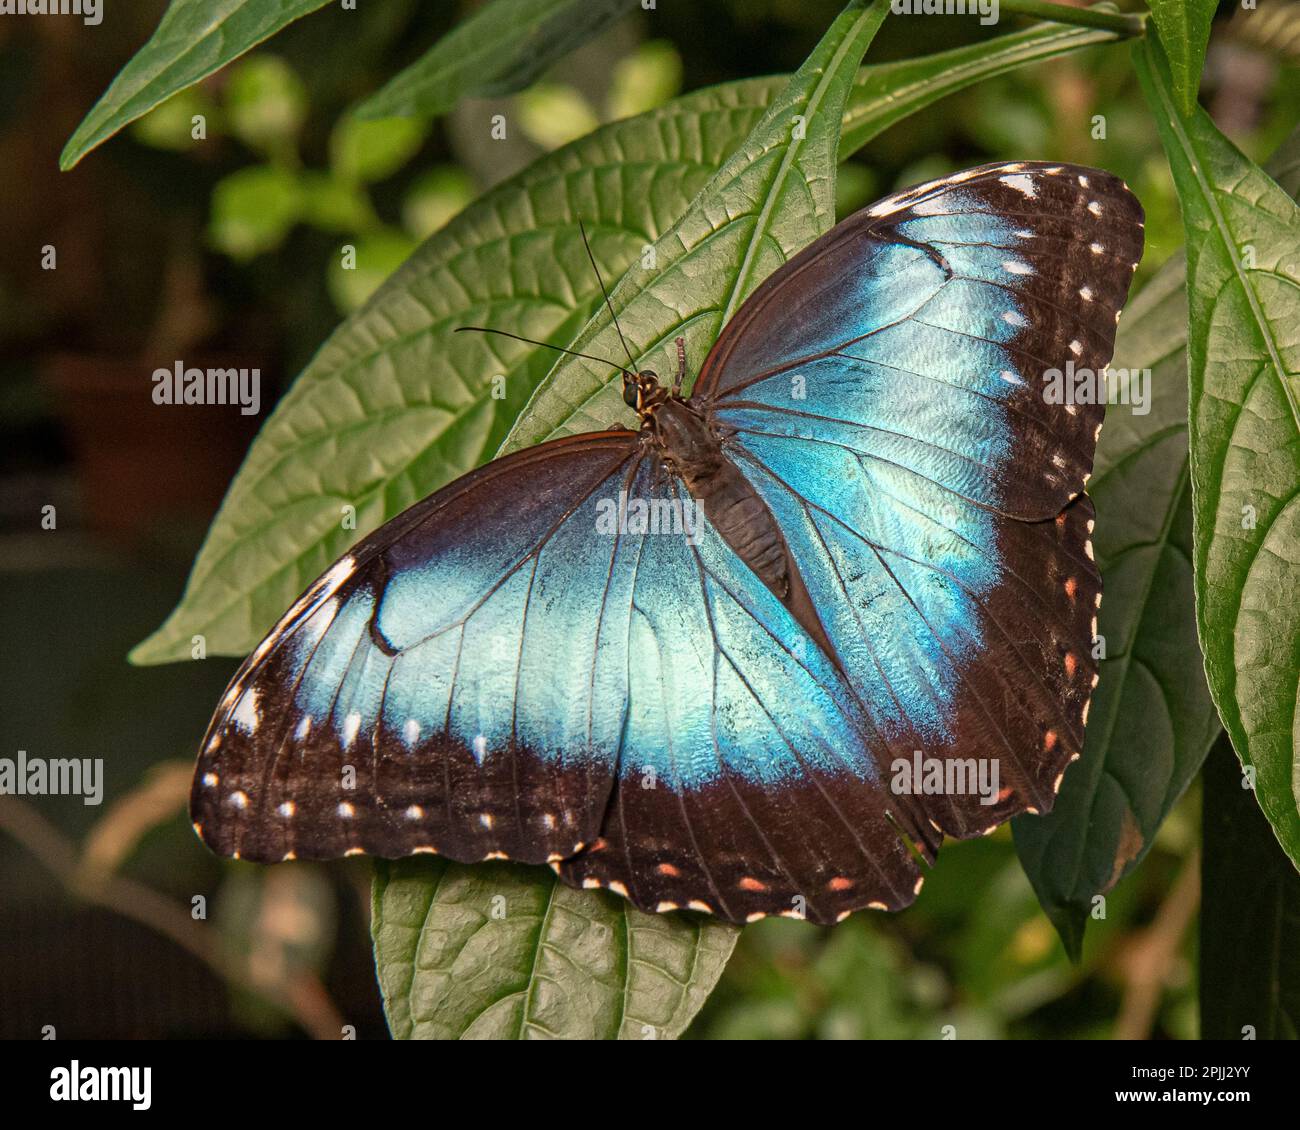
[719,11,868,326]
[1145,60,1300,502]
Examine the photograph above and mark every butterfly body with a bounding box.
[192,161,1144,925]
[637,386,803,615]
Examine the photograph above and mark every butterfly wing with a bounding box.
[696,161,1144,836]
[193,432,642,866]
[193,432,924,923]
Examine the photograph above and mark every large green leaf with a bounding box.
[1014,125,1300,959]
[1144,0,1216,118]
[1136,39,1300,869]
[372,858,735,1039]
[132,16,1116,666]
[60,0,332,171]
[1201,734,1300,1039]
[355,0,636,120]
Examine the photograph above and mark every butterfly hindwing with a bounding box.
[556,461,925,923]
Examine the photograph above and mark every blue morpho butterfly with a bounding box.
[192,161,1144,925]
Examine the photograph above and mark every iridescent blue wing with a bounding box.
[193,433,641,866]
[193,434,925,923]
[696,161,1144,837]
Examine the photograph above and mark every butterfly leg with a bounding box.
[672,336,688,396]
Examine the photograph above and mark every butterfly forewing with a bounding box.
[193,434,641,865]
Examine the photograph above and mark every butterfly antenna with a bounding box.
[454,326,630,373]
[578,216,637,371]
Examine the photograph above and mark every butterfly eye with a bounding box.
[623,379,641,409]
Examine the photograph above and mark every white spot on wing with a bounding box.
[1002,310,1028,327]
[231,689,260,733]
[402,718,421,747]
[342,711,361,748]
[1002,259,1034,276]
[1000,174,1037,198]
[909,196,949,216]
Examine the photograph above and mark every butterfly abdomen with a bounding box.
[653,399,790,598]
[697,466,790,597]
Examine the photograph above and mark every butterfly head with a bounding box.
[622,369,668,417]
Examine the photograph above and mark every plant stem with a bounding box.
[998,1,1147,37]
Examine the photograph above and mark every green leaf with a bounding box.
[132,15,1117,666]
[607,40,684,121]
[208,164,304,261]
[515,84,602,151]
[329,115,428,184]
[400,167,476,240]
[1144,0,1216,118]
[834,15,1121,158]
[130,86,220,152]
[1014,125,1300,962]
[354,0,636,121]
[59,0,332,170]
[299,172,374,235]
[326,230,418,314]
[1201,733,1300,1039]
[225,55,307,155]
[371,858,737,1039]
[1136,39,1300,870]
[500,0,890,451]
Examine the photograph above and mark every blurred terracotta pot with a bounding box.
[43,352,263,545]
